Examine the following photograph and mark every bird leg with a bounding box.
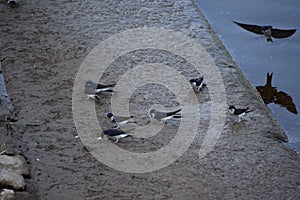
[237,117,242,123]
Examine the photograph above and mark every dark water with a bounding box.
[196,0,300,153]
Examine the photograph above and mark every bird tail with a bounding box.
[173,115,182,118]
[167,109,182,116]
[104,84,116,88]
[95,88,114,93]
[245,107,253,113]
[266,72,273,87]
[267,38,273,42]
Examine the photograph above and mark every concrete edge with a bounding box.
[190,0,288,142]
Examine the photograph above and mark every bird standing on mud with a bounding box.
[149,108,182,123]
[106,112,136,128]
[229,105,252,122]
[233,21,297,42]
[97,129,131,143]
[190,76,206,92]
[84,80,115,101]
[7,0,19,6]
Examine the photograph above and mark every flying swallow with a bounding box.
[148,108,182,123]
[229,105,253,122]
[233,21,297,42]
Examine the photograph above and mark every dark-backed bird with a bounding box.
[229,105,253,122]
[97,128,131,143]
[84,86,101,101]
[190,77,206,92]
[106,113,136,128]
[7,0,19,6]
[85,80,115,92]
[7,0,17,4]
[149,108,182,123]
[233,21,297,42]
[84,81,115,100]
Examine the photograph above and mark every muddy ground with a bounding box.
[0,0,299,199]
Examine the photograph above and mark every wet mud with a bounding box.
[0,0,299,199]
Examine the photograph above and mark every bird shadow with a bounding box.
[256,72,298,114]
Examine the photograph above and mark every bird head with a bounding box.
[106,113,113,118]
[85,81,93,87]
[148,109,156,118]
[190,79,196,84]
[228,105,236,113]
[262,26,272,31]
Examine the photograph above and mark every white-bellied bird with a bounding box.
[229,105,253,122]
[149,108,182,123]
[233,21,296,42]
[106,112,136,128]
[84,80,115,100]
[190,77,206,92]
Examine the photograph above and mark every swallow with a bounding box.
[85,81,115,92]
[228,105,253,122]
[84,81,115,100]
[106,113,136,128]
[190,76,206,92]
[97,128,131,143]
[148,108,182,123]
[7,0,19,6]
[233,21,297,42]
[84,86,101,101]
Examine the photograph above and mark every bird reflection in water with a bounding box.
[256,72,298,114]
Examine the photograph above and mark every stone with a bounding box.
[0,155,29,176]
[0,169,25,190]
[0,155,29,190]
[0,188,15,200]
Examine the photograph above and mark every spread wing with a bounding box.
[233,21,263,35]
[271,28,297,38]
[273,91,298,114]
